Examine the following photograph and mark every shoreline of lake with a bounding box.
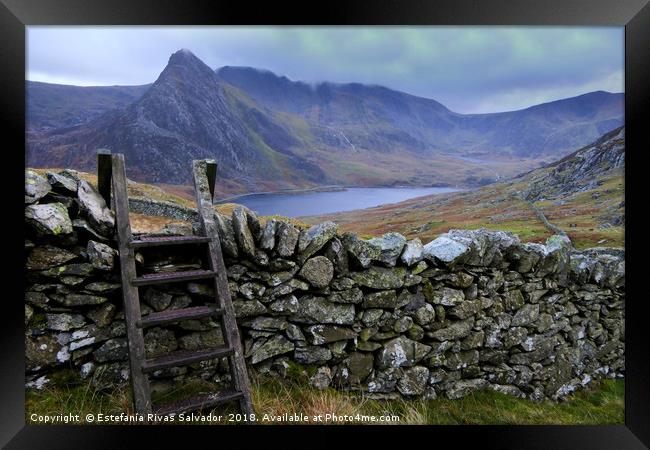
[216,184,458,203]
[221,186,463,217]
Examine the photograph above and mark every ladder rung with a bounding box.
[153,389,244,416]
[129,235,212,248]
[138,306,223,328]
[142,347,234,373]
[132,269,217,287]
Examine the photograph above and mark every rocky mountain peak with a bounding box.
[156,49,219,88]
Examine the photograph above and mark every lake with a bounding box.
[222,186,461,217]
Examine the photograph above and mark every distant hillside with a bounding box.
[27,81,149,131]
[522,126,625,201]
[217,66,623,157]
[304,128,625,249]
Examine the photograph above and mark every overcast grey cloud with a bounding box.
[26,26,623,114]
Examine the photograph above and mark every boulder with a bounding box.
[423,235,470,265]
[275,221,300,257]
[512,304,540,327]
[45,313,86,331]
[294,346,332,364]
[94,338,129,363]
[430,318,475,341]
[233,300,267,318]
[142,288,173,312]
[305,325,357,345]
[25,171,52,204]
[363,290,405,309]
[47,171,78,194]
[242,317,288,331]
[351,267,406,289]
[430,287,465,306]
[87,240,116,270]
[445,379,488,399]
[266,279,309,299]
[324,237,349,275]
[58,293,108,307]
[214,213,239,258]
[367,367,403,393]
[145,328,179,356]
[25,203,73,236]
[239,282,266,300]
[269,295,299,314]
[77,180,115,236]
[249,334,295,364]
[26,245,77,270]
[309,366,332,390]
[297,221,338,263]
[87,303,116,327]
[376,336,432,369]
[259,218,277,251]
[368,232,407,267]
[299,256,334,288]
[246,208,262,242]
[341,233,381,269]
[413,303,436,325]
[328,287,364,304]
[400,238,424,266]
[177,329,223,351]
[291,296,355,325]
[397,366,429,396]
[338,352,374,385]
[232,207,256,258]
[393,316,414,333]
[26,334,64,370]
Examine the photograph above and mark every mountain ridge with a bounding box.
[27,49,624,193]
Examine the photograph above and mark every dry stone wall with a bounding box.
[25,169,625,401]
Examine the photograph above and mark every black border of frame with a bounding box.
[1,1,649,448]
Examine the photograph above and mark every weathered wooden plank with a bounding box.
[96,149,112,206]
[138,305,222,328]
[192,159,255,419]
[129,235,211,248]
[131,269,217,287]
[111,153,152,416]
[142,347,233,373]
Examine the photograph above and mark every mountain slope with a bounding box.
[27,81,150,131]
[27,50,326,189]
[522,126,625,201]
[216,66,623,157]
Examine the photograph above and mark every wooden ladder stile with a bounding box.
[97,151,254,423]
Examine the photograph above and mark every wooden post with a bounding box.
[111,153,152,416]
[206,160,217,204]
[192,159,254,418]
[96,149,112,205]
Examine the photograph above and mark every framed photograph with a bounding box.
[3,0,649,447]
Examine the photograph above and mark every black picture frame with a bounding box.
[2,0,649,448]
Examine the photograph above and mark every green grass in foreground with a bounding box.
[26,374,624,425]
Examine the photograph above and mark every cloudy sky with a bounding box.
[26,26,623,114]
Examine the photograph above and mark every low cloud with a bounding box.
[26,26,623,113]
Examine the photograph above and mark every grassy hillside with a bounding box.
[302,169,624,249]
